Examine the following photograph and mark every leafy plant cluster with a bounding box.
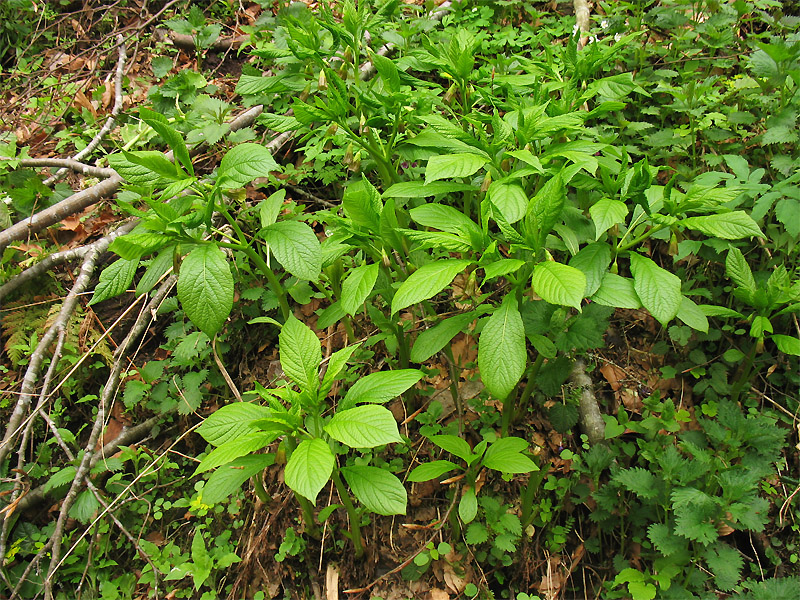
[1,0,799,598]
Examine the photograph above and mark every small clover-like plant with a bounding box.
[194,315,422,557]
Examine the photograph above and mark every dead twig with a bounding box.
[43,34,127,186]
[41,275,176,600]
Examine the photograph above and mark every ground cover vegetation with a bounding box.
[0,0,798,598]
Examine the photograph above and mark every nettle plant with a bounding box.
[194,315,422,557]
[586,397,789,599]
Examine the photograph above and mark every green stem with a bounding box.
[313,280,356,343]
[730,342,758,404]
[219,242,291,320]
[616,223,668,253]
[331,468,365,558]
[251,472,271,504]
[501,388,518,438]
[514,353,546,423]
[521,460,546,528]
[443,344,463,435]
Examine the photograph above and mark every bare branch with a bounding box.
[0,220,137,301]
[12,158,117,179]
[574,0,591,50]
[44,35,127,186]
[570,359,606,446]
[0,173,125,253]
[43,275,176,597]
[0,233,120,470]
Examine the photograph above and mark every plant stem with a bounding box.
[616,223,668,253]
[251,473,271,504]
[443,344,463,435]
[219,242,291,320]
[521,461,546,528]
[501,387,518,438]
[331,468,365,558]
[730,342,758,404]
[514,353,546,423]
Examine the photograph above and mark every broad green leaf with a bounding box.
[218,143,279,188]
[279,315,321,390]
[698,305,744,318]
[259,189,285,228]
[482,259,525,282]
[676,297,709,333]
[195,432,277,474]
[569,242,612,296]
[339,369,423,411]
[341,466,407,516]
[324,405,402,448]
[140,107,193,175]
[262,221,322,281]
[341,263,379,316]
[429,435,474,463]
[371,52,400,93]
[69,490,102,525]
[44,466,77,493]
[122,150,182,181]
[630,253,682,326]
[320,344,359,394]
[89,258,139,305]
[726,247,756,294]
[400,230,471,252]
[590,197,628,240]
[197,403,272,446]
[178,244,234,337]
[343,178,382,231]
[682,211,764,240]
[459,486,478,524]
[202,454,274,505]
[532,262,586,310]
[407,460,459,482]
[410,310,480,363]
[478,295,526,400]
[409,204,482,239]
[108,152,173,185]
[482,437,538,474]
[592,273,642,309]
[772,334,800,356]
[488,181,527,224]
[285,438,334,504]
[384,181,477,198]
[136,248,174,297]
[425,153,488,184]
[524,173,565,248]
[110,232,169,260]
[391,259,472,314]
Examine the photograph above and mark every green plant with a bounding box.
[195,315,422,556]
[588,396,789,597]
[409,432,537,529]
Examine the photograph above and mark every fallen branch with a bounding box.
[0,221,137,301]
[570,359,606,446]
[574,0,591,50]
[6,158,117,179]
[168,31,249,52]
[42,275,177,599]
[0,104,264,253]
[44,34,127,186]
